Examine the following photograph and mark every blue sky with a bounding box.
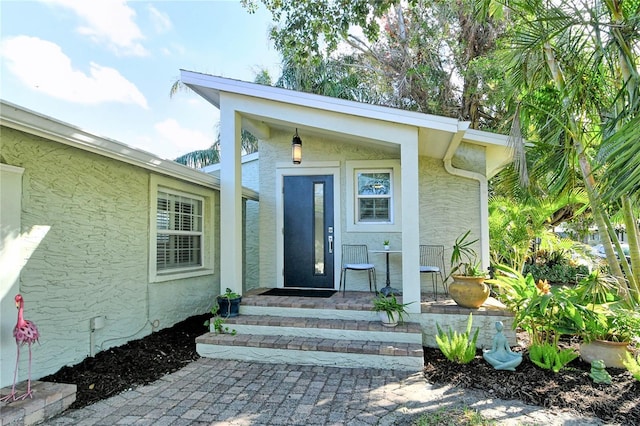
[0,0,281,159]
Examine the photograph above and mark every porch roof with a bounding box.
[180,70,513,178]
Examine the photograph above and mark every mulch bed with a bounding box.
[423,344,639,424]
[42,313,209,409]
[43,313,639,423]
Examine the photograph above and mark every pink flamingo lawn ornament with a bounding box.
[1,294,40,402]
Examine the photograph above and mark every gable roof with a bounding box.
[0,100,259,200]
[180,71,513,178]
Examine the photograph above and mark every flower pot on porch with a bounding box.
[378,311,399,327]
[579,339,632,369]
[448,275,490,309]
[216,295,242,317]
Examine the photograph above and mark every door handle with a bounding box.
[328,235,333,253]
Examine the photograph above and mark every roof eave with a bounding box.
[0,100,259,201]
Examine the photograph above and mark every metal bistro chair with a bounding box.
[420,245,447,300]
[339,244,377,296]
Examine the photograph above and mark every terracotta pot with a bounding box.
[378,311,399,327]
[448,275,490,309]
[580,339,631,369]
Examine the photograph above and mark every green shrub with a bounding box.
[529,342,578,373]
[435,313,479,364]
[623,352,640,381]
[522,249,589,284]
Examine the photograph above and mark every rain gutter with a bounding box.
[443,123,490,271]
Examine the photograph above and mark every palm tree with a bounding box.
[486,0,640,304]
[169,78,264,167]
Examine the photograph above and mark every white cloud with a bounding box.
[154,118,215,158]
[147,5,172,34]
[1,36,148,108]
[40,0,148,56]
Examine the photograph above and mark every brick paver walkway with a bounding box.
[42,358,603,426]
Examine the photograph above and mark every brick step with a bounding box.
[0,381,76,426]
[196,333,424,371]
[218,315,422,344]
[239,290,387,321]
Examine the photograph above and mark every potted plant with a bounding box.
[372,293,410,327]
[447,230,489,308]
[216,288,242,318]
[579,306,639,369]
[383,240,390,251]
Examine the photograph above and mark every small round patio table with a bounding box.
[369,250,402,296]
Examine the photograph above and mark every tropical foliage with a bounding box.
[623,352,640,381]
[528,342,578,373]
[435,314,479,364]
[482,0,640,306]
[522,249,589,284]
[488,266,599,345]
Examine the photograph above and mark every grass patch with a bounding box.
[412,407,496,426]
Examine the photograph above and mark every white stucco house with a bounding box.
[1,72,513,386]
[181,71,513,313]
[0,100,258,388]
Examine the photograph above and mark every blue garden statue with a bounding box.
[483,321,522,371]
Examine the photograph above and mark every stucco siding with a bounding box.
[419,156,481,258]
[258,129,484,292]
[0,127,218,384]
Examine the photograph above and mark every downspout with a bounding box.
[443,123,490,272]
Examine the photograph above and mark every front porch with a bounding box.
[196,289,516,372]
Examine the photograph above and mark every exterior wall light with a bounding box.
[292,128,302,164]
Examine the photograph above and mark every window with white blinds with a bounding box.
[156,190,203,271]
[345,160,401,233]
[356,170,392,223]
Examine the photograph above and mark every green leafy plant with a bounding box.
[449,231,486,277]
[203,289,241,335]
[204,305,237,335]
[383,239,390,246]
[573,271,625,306]
[435,313,479,364]
[218,287,241,300]
[582,306,640,343]
[489,265,598,347]
[528,342,579,373]
[212,317,236,335]
[372,293,410,323]
[623,352,640,381]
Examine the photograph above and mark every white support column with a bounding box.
[400,135,421,314]
[219,99,243,295]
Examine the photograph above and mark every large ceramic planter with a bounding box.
[448,275,490,309]
[580,339,631,369]
[216,296,242,317]
[378,311,399,327]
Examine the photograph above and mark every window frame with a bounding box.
[156,188,204,273]
[355,169,393,224]
[346,160,402,233]
[149,175,215,282]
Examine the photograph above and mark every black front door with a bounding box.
[283,175,334,288]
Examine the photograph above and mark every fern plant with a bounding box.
[529,342,578,373]
[623,352,640,381]
[435,313,479,364]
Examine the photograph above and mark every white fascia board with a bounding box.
[0,100,259,201]
[463,128,510,147]
[180,70,460,133]
[222,91,416,144]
